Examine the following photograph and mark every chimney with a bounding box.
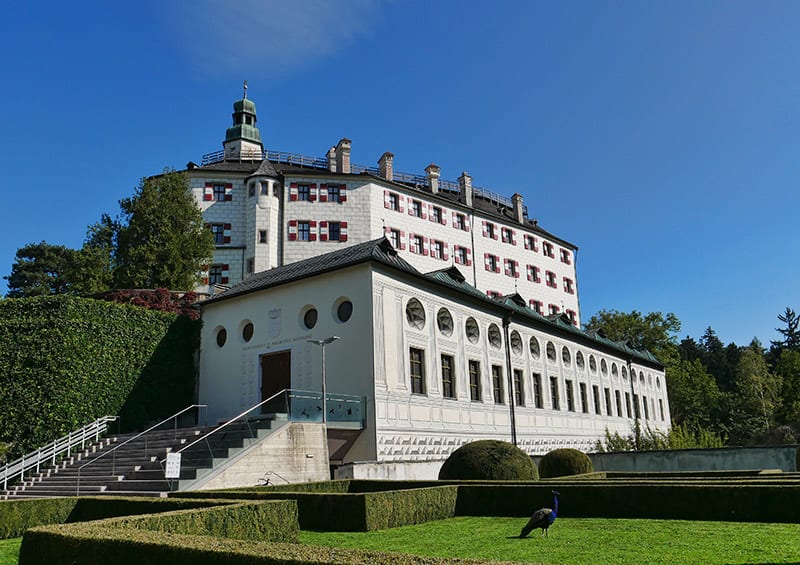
[425,163,441,194]
[327,146,337,173]
[458,171,473,207]
[336,138,351,174]
[378,152,394,181]
[512,193,525,224]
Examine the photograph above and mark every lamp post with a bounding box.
[307,336,340,424]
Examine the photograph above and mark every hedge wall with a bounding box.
[0,496,230,539]
[101,500,299,542]
[20,525,516,565]
[0,295,199,457]
[363,486,458,530]
[455,483,800,522]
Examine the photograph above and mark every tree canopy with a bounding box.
[583,309,680,363]
[4,170,213,297]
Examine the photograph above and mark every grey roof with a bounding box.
[201,238,661,367]
[248,159,278,178]
[193,161,262,173]
[201,238,417,305]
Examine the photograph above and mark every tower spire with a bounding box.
[243,80,248,99]
[223,84,263,161]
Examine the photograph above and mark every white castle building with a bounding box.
[188,90,669,479]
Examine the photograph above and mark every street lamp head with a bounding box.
[307,336,341,346]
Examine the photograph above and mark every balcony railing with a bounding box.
[200,148,527,217]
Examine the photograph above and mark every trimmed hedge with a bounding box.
[455,483,800,522]
[0,295,199,457]
[101,500,298,542]
[538,448,593,478]
[173,485,459,531]
[438,440,539,481]
[0,496,230,539]
[20,525,518,565]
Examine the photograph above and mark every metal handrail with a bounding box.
[1,416,118,491]
[174,391,289,458]
[76,404,207,495]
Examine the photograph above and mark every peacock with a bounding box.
[519,490,560,538]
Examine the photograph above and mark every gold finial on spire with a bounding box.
[243,80,248,99]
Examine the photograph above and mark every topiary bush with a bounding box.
[438,440,538,481]
[538,448,593,478]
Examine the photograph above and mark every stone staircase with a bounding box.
[0,415,286,499]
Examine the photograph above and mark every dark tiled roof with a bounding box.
[194,161,262,173]
[201,237,661,367]
[201,238,418,305]
[248,159,278,178]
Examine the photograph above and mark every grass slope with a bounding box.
[300,517,800,565]
[0,538,20,565]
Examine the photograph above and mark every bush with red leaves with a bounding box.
[97,288,201,320]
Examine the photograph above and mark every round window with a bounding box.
[405,299,425,329]
[589,355,597,373]
[601,359,608,376]
[465,317,480,343]
[576,351,585,370]
[437,308,454,337]
[562,346,571,366]
[530,337,540,359]
[611,363,619,378]
[622,366,628,380]
[488,324,502,349]
[215,327,227,348]
[337,301,353,323]
[242,322,254,342]
[303,308,318,329]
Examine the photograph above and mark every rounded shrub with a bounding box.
[438,440,538,481]
[538,448,593,478]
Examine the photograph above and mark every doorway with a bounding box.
[260,350,291,413]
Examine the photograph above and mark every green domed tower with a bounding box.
[223,81,264,161]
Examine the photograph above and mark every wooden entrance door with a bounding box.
[260,350,291,412]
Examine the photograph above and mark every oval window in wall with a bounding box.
[337,300,353,323]
[546,342,557,363]
[437,308,454,337]
[242,321,254,342]
[215,327,227,348]
[576,351,585,370]
[510,330,523,355]
[488,324,502,349]
[589,355,597,373]
[465,317,480,343]
[562,346,571,366]
[601,359,608,376]
[621,366,628,380]
[530,337,541,359]
[405,298,425,330]
[611,363,619,379]
[303,307,318,330]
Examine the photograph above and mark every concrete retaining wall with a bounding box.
[590,444,800,473]
[334,459,447,480]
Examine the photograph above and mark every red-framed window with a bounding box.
[453,245,472,266]
[504,258,520,278]
[529,300,543,315]
[543,241,555,258]
[484,253,500,272]
[560,248,572,264]
[545,270,557,288]
[501,227,517,245]
[563,277,575,294]
[482,221,498,240]
[527,264,541,283]
[524,234,538,251]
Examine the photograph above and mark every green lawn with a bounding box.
[0,539,20,565]
[300,517,800,565]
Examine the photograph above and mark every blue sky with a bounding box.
[1,1,797,347]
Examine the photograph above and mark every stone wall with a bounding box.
[589,444,800,473]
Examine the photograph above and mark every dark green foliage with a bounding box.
[4,242,81,297]
[538,448,593,478]
[438,440,538,481]
[104,501,299,542]
[455,482,800,523]
[363,487,457,530]
[0,295,198,457]
[114,170,214,290]
[0,497,225,539]
[583,309,680,362]
[0,498,78,539]
[20,525,507,565]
